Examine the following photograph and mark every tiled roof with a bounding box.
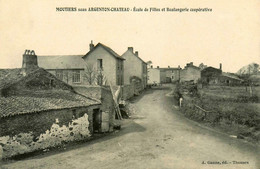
[222,72,243,81]
[38,55,86,69]
[0,68,32,90]
[0,90,100,118]
[84,43,125,60]
[0,68,72,91]
[0,67,100,118]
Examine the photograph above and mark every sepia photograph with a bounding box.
[0,0,259,169]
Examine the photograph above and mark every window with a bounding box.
[97,59,103,70]
[117,60,120,70]
[72,70,81,83]
[55,70,63,80]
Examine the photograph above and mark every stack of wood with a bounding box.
[109,83,123,120]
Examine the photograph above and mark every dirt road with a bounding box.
[1,85,259,169]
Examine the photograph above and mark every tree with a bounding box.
[83,64,97,85]
[199,63,207,70]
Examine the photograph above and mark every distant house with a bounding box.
[219,72,243,85]
[201,66,222,84]
[0,50,113,159]
[148,66,181,84]
[148,67,161,84]
[83,41,125,86]
[164,67,180,83]
[121,47,147,88]
[38,55,86,86]
[180,62,201,83]
[157,66,180,83]
[201,64,243,85]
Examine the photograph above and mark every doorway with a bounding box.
[93,108,101,133]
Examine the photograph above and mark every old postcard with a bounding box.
[0,0,259,169]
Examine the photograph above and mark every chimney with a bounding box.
[219,63,222,70]
[89,40,94,51]
[128,47,133,53]
[135,51,139,57]
[157,66,159,68]
[190,62,193,66]
[22,49,38,69]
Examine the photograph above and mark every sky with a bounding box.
[0,0,259,73]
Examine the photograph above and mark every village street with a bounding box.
[1,85,259,169]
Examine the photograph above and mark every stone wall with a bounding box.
[121,84,135,100]
[0,105,99,159]
[73,86,115,132]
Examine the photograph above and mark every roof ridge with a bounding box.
[38,55,84,57]
[84,42,125,60]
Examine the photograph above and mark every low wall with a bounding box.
[113,83,143,101]
[121,84,135,100]
[0,105,99,159]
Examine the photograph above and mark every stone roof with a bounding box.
[38,55,86,69]
[84,43,125,60]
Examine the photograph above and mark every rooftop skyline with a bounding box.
[0,0,259,73]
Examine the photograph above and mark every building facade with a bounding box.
[147,67,161,84]
[201,64,243,86]
[38,55,86,86]
[0,50,105,159]
[122,47,147,88]
[180,62,201,83]
[83,42,125,86]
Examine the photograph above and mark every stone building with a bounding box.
[201,64,243,85]
[180,62,201,83]
[83,41,125,86]
[148,66,181,84]
[73,85,115,132]
[201,66,222,84]
[158,66,180,83]
[121,47,147,89]
[0,50,114,159]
